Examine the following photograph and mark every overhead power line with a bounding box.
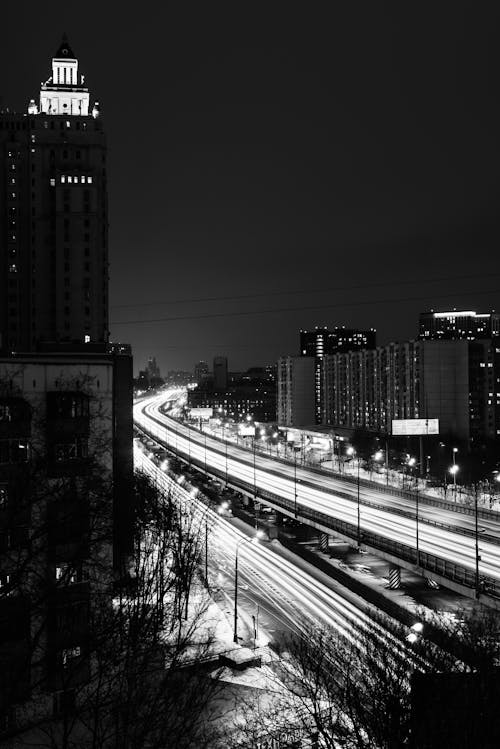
[111,286,500,326]
[110,272,500,310]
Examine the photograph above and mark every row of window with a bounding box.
[50,175,93,186]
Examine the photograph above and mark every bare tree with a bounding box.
[230,605,500,749]
[1,370,222,748]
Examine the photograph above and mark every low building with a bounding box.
[188,366,276,422]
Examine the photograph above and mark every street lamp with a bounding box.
[473,485,487,598]
[292,445,300,517]
[373,450,383,481]
[449,463,459,501]
[347,447,361,548]
[234,531,264,643]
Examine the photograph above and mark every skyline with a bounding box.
[1,3,498,374]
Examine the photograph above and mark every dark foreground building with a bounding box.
[0,38,133,737]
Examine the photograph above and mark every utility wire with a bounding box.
[110,272,500,310]
[112,286,500,326]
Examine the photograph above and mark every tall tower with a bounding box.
[0,35,108,354]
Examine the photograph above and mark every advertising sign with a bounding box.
[189,407,213,420]
[238,425,256,437]
[392,418,439,436]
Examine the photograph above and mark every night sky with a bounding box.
[2,3,498,374]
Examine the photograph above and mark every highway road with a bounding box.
[134,392,500,600]
[134,440,430,672]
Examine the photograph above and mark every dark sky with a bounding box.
[2,3,498,374]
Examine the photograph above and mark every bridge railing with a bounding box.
[136,419,500,600]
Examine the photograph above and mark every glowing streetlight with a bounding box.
[347,447,361,548]
[449,463,459,499]
[234,531,263,643]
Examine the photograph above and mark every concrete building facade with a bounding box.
[277,356,315,427]
[323,339,500,442]
[300,326,376,424]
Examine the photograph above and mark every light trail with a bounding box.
[134,393,500,596]
[134,440,430,672]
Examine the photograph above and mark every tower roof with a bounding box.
[54,33,76,60]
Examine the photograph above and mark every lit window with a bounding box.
[62,646,81,666]
[50,178,55,187]
[81,175,85,183]
[61,175,66,183]
[87,176,93,184]
[68,176,72,184]
[84,334,90,343]
[9,264,17,273]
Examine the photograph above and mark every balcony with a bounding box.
[0,399,31,440]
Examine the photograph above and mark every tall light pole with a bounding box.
[252,434,256,502]
[293,446,298,518]
[347,446,361,548]
[234,531,263,644]
[415,481,420,567]
[385,438,389,486]
[452,447,458,499]
[474,484,480,597]
[449,461,459,501]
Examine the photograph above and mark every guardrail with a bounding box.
[135,419,500,600]
[149,419,500,546]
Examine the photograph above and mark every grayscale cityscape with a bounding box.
[0,6,499,748]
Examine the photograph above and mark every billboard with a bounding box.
[189,407,213,420]
[238,425,256,437]
[392,418,439,436]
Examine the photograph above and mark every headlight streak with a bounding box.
[134,438,432,676]
[134,394,500,588]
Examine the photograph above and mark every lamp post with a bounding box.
[385,438,389,486]
[293,445,299,518]
[449,463,459,501]
[347,447,361,548]
[234,531,263,643]
[252,434,257,502]
[415,480,420,567]
[452,447,458,498]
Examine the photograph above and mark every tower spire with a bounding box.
[34,34,92,116]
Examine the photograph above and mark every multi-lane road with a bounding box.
[134,440,430,671]
[134,392,500,603]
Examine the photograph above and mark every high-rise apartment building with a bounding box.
[419,310,500,342]
[0,35,108,354]
[0,39,133,734]
[323,339,500,442]
[299,326,376,423]
[277,356,315,427]
[194,360,209,383]
[213,356,228,390]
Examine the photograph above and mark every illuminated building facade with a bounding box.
[419,310,500,341]
[0,39,133,734]
[323,339,500,442]
[0,35,107,354]
[300,326,376,424]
